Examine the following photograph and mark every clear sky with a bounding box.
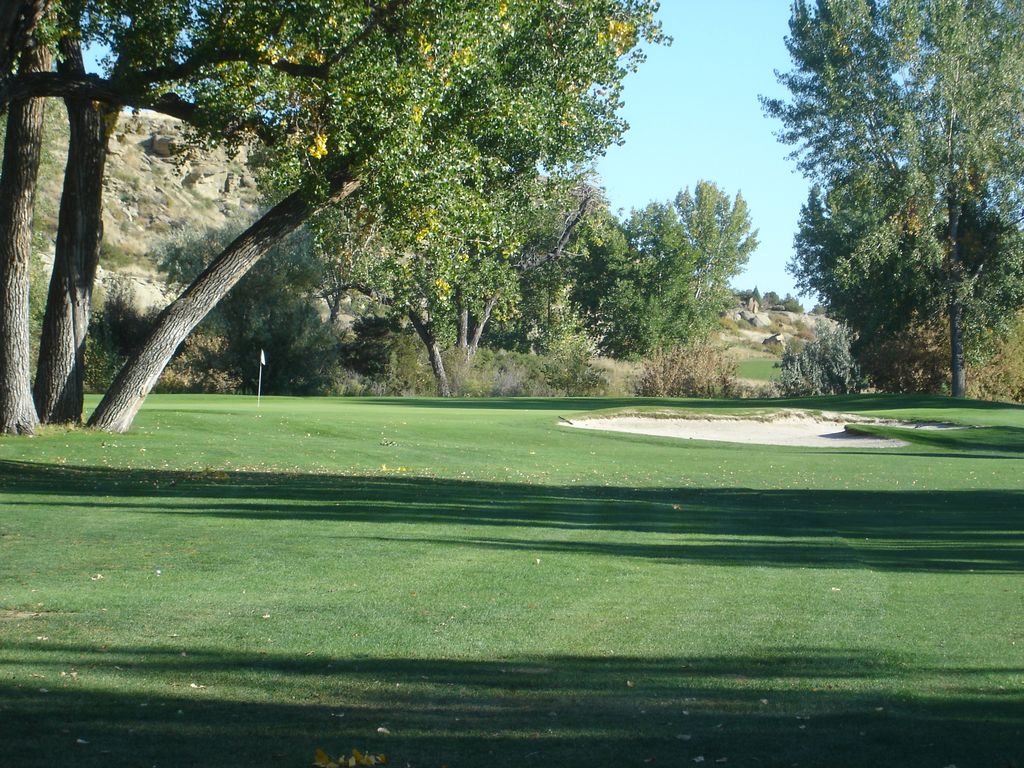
[594,1,812,302]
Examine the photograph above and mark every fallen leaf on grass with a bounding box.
[314,748,386,767]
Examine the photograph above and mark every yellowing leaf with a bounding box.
[308,133,329,159]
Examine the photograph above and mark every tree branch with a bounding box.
[131,0,415,86]
[515,185,598,272]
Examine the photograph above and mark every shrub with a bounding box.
[779,323,860,396]
[792,320,815,341]
[779,294,804,313]
[593,357,641,396]
[635,344,738,398]
[473,349,553,396]
[85,278,157,392]
[155,331,243,394]
[969,313,1024,403]
[541,319,605,395]
[718,314,740,332]
[857,318,948,393]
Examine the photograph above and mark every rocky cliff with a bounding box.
[30,108,263,309]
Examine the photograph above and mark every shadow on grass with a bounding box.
[1,641,1021,768]
[2,461,1022,573]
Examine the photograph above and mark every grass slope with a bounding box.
[736,358,780,382]
[1,394,1022,768]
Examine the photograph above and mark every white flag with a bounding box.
[260,349,266,366]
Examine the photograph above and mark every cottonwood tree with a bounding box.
[317,177,595,396]
[0,1,50,76]
[0,1,408,425]
[764,0,1024,397]
[33,28,113,424]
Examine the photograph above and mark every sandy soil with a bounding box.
[563,410,955,448]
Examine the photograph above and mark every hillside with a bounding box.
[29,107,263,308]
[717,305,838,383]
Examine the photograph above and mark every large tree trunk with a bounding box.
[0,42,48,435]
[948,296,966,398]
[947,198,966,399]
[457,293,469,352]
[34,37,109,424]
[408,311,451,397]
[88,175,359,433]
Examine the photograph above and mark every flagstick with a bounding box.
[257,359,263,408]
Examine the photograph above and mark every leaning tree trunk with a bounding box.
[88,174,360,433]
[0,42,49,435]
[34,38,109,424]
[408,311,452,397]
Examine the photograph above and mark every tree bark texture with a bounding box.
[457,296,469,351]
[0,1,48,78]
[0,43,49,435]
[408,311,452,397]
[33,38,110,424]
[88,175,360,433]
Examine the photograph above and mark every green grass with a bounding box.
[737,358,780,381]
[1,394,1022,768]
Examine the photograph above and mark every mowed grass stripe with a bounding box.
[1,394,1022,767]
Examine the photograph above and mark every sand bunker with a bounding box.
[563,409,956,448]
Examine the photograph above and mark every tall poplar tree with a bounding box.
[765,0,1024,397]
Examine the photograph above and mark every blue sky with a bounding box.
[595,1,812,302]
